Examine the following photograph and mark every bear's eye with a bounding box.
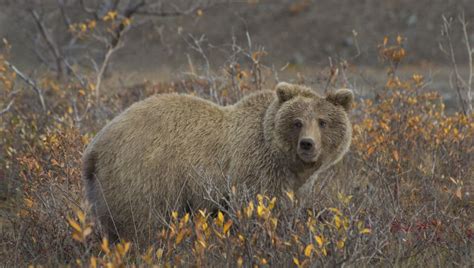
[294,119,303,129]
[318,119,327,128]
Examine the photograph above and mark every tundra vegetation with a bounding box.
[0,1,472,267]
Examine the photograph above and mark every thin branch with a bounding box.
[94,0,145,103]
[135,0,206,17]
[0,99,14,115]
[4,60,46,111]
[57,0,72,27]
[134,10,188,17]
[459,13,473,113]
[95,45,119,103]
[441,15,468,115]
[79,0,99,19]
[30,10,65,79]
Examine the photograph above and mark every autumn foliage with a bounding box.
[0,31,473,267]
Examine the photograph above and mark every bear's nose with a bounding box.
[299,138,315,151]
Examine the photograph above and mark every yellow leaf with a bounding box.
[245,202,254,218]
[79,23,87,32]
[337,240,345,249]
[101,238,110,254]
[76,210,86,223]
[181,213,190,225]
[237,256,243,267]
[121,241,131,256]
[103,10,118,21]
[343,218,350,231]
[396,34,403,45]
[293,257,300,266]
[257,204,265,217]
[72,232,83,242]
[67,216,82,232]
[87,20,96,30]
[122,17,132,26]
[286,191,295,202]
[334,215,342,229]
[172,211,178,220]
[367,146,375,156]
[83,227,92,237]
[304,244,314,257]
[156,248,164,260]
[90,257,97,268]
[315,235,324,247]
[328,207,342,216]
[360,228,371,234]
[197,221,208,233]
[217,211,224,226]
[197,239,207,248]
[223,219,233,234]
[175,229,187,245]
[270,217,278,229]
[198,209,207,219]
[141,247,154,265]
[268,197,277,210]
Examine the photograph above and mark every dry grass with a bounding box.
[0,29,473,267]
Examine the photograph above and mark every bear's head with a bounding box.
[264,82,353,173]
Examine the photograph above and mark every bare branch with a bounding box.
[57,0,72,27]
[4,60,46,111]
[0,99,14,116]
[459,12,473,113]
[30,10,65,79]
[135,0,206,17]
[441,15,469,115]
[94,0,145,103]
[95,45,120,103]
[79,0,99,19]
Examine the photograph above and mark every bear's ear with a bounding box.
[276,82,298,103]
[326,88,354,111]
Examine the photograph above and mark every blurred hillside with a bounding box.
[0,0,472,73]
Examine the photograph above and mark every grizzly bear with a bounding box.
[82,82,353,243]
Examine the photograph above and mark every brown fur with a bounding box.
[82,82,353,242]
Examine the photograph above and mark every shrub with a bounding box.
[0,35,472,267]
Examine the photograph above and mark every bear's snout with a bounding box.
[297,137,320,163]
[299,138,315,151]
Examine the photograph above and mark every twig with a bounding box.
[4,60,46,111]
[440,15,471,115]
[95,45,119,103]
[459,13,473,113]
[79,0,99,19]
[94,0,145,104]
[30,10,65,79]
[57,0,72,27]
[135,0,207,17]
[0,99,14,115]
